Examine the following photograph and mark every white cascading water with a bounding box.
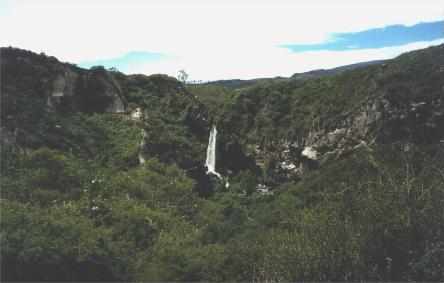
[138,129,147,165]
[205,126,222,179]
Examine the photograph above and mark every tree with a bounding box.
[177,70,189,83]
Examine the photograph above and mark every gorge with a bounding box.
[1,44,444,282]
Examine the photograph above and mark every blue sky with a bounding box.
[0,0,9,16]
[79,51,166,73]
[1,0,443,80]
[282,21,443,52]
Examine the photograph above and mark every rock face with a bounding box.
[2,47,126,114]
[81,66,126,113]
[278,94,444,180]
[47,70,79,108]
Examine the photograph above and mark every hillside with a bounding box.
[216,45,444,183]
[1,45,444,281]
[192,59,386,92]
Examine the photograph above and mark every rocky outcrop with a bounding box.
[47,69,79,108]
[274,92,443,181]
[1,47,126,115]
[78,66,126,113]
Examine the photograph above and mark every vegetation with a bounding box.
[1,45,444,281]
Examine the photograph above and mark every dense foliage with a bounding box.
[1,45,444,281]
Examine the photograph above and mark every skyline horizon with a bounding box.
[1,0,443,80]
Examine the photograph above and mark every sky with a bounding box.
[1,0,443,81]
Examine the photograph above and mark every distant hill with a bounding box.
[290,59,387,80]
[197,59,387,90]
[196,77,288,90]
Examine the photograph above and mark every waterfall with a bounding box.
[205,126,222,179]
[138,129,147,165]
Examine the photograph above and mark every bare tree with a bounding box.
[177,70,189,83]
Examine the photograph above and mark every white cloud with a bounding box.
[127,39,444,81]
[1,0,443,80]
